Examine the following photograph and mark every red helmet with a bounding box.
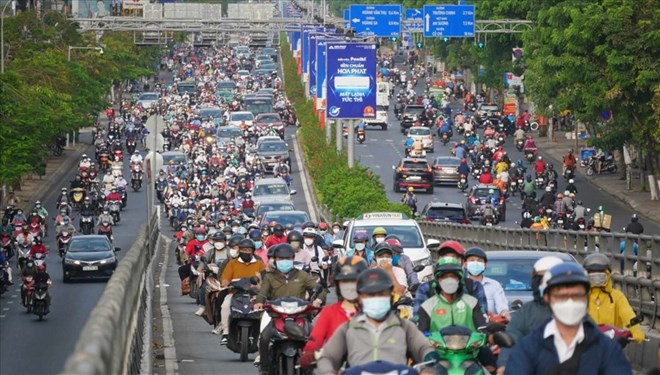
[318,222,329,230]
[461,159,467,164]
[438,240,465,257]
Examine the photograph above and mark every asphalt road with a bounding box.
[349,78,660,235]
[0,132,149,374]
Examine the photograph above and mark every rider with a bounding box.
[130,151,143,164]
[403,135,414,155]
[534,156,546,176]
[372,243,408,296]
[583,253,645,343]
[299,256,368,368]
[264,223,287,248]
[479,168,494,184]
[401,187,417,214]
[464,247,510,320]
[562,149,577,175]
[514,127,526,142]
[523,134,536,152]
[55,217,76,237]
[70,175,85,192]
[504,262,632,375]
[29,236,48,258]
[98,208,115,226]
[625,214,644,235]
[347,232,373,263]
[316,268,436,375]
[457,158,470,178]
[33,201,49,237]
[114,174,128,190]
[34,264,52,311]
[254,244,327,375]
[565,178,578,195]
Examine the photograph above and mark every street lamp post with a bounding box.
[67,45,104,62]
[1,0,14,74]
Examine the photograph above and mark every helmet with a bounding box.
[248,230,262,241]
[433,257,464,279]
[540,262,589,296]
[227,235,243,248]
[357,268,393,294]
[464,247,487,262]
[598,205,604,212]
[557,193,564,199]
[568,179,575,184]
[318,222,329,230]
[283,223,294,231]
[631,214,639,222]
[373,242,393,256]
[37,264,46,272]
[548,164,554,170]
[333,256,368,281]
[407,187,414,192]
[437,240,464,257]
[273,224,284,234]
[210,231,227,241]
[526,175,532,182]
[576,200,583,206]
[488,189,495,195]
[538,156,543,160]
[461,159,467,164]
[195,227,206,235]
[353,232,369,242]
[384,238,403,253]
[372,227,387,237]
[271,243,295,258]
[583,253,610,272]
[238,238,255,250]
[563,190,570,196]
[222,226,233,234]
[545,186,552,192]
[287,230,303,243]
[302,227,317,237]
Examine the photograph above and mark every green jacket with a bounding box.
[255,268,327,304]
[417,292,487,333]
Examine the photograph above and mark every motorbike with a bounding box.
[32,252,46,269]
[1,233,12,257]
[515,139,524,152]
[563,166,575,180]
[98,152,111,173]
[131,171,143,192]
[117,186,128,208]
[441,132,450,145]
[108,200,121,223]
[524,148,537,164]
[586,155,617,176]
[57,231,73,257]
[98,221,113,242]
[0,264,8,296]
[16,241,32,271]
[188,255,202,301]
[598,316,644,348]
[508,179,517,197]
[28,221,43,238]
[21,272,35,312]
[80,214,94,235]
[113,149,123,162]
[263,296,318,375]
[496,135,505,147]
[534,172,546,189]
[32,282,50,320]
[226,278,263,362]
[457,175,468,192]
[71,187,86,210]
[126,137,137,154]
[357,129,366,144]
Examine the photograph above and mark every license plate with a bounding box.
[83,266,98,271]
[408,176,421,181]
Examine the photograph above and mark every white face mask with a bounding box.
[377,257,392,267]
[214,242,225,250]
[588,272,607,287]
[439,278,460,294]
[229,248,239,258]
[374,237,385,244]
[304,238,314,246]
[551,299,587,326]
[355,243,366,251]
[339,281,358,301]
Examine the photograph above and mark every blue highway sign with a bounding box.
[349,4,402,37]
[423,4,475,38]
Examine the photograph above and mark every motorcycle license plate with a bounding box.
[407,176,421,181]
[83,266,98,271]
[486,223,493,226]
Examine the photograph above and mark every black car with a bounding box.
[418,202,470,224]
[466,184,507,221]
[62,235,120,282]
[399,105,428,132]
[393,158,434,193]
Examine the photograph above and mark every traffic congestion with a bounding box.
[0,10,655,375]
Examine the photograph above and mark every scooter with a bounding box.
[226,278,263,362]
[108,201,121,224]
[457,175,468,192]
[80,214,94,235]
[441,132,450,145]
[57,231,73,257]
[563,166,575,180]
[98,221,113,242]
[16,241,32,271]
[515,139,524,152]
[131,172,143,192]
[32,282,50,320]
[586,155,618,176]
[21,272,35,312]
[357,129,366,144]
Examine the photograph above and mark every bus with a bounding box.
[244,95,273,117]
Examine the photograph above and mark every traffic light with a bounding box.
[477,41,485,48]
[391,37,398,42]
[416,41,423,48]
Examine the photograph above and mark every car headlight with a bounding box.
[99,257,115,264]
[413,256,432,268]
[65,259,81,265]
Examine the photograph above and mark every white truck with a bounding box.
[363,81,391,130]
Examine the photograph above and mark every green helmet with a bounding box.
[434,257,464,279]
[372,227,388,237]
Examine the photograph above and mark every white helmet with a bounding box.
[302,227,317,237]
[533,256,564,273]
[569,179,574,184]
[545,186,551,192]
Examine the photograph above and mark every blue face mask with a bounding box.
[392,254,400,266]
[254,241,263,248]
[345,248,356,257]
[276,260,294,273]
[196,235,205,242]
[466,261,486,276]
[361,296,391,321]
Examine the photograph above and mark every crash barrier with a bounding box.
[62,212,160,375]
[418,221,660,370]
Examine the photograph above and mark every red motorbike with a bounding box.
[98,221,113,243]
[28,220,43,238]
[57,231,73,257]
[113,149,123,162]
[22,273,35,312]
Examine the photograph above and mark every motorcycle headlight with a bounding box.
[443,334,470,350]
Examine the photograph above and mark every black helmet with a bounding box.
[373,242,393,256]
[334,256,368,281]
[227,234,243,248]
[541,263,589,296]
[284,223,294,231]
[222,226,233,234]
[271,243,295,258]
[631,214,639,223]
[210,231,227,241]
[357,268,393,294]
[238,238,255,250]
[286,230,302,243]
[583,253,610,272]
[273,223,284,234]
[248,229,262,241]
[464,247,488,262]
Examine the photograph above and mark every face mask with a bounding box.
[276,259,294,273]
[232,226,240,233]
[361,296,391,321]
[392,254,400,266]
[345,248,355,257]
[439,278,460,294]
[290,241,301,251]
[551,299,587,326]
[304,238,314,246]
[339,282,358,301]
[355,243,366,251]
[213,242,225,250]
[196,235,205,241]
[333,227,340,234]
[229,248,239,258]
[254,241,263,248]
[239,253,252,262]
[466,261,486,276]
[374,237,385,244]
[319,230,327,236]
[589,272,607,287]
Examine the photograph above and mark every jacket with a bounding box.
[504,319,632,375]
[412,278,487,316]
[498,300,552,367]
[417,292,487,333]
[316,312,434,375]
[588,271,644,342]
[255,268,327,304]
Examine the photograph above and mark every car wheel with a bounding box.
[393,182,399,192]
[429,147,434,153]
[382,125,387,130]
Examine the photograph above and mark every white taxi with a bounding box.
[408,126,434,152]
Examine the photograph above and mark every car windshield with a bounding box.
[139,93,158,101]
[435,157,461,166]
[217,82,236,90]
[409,128,430,136]
[232,113,253,121]
[402,161,429,170]
[426,207,466,221]
[200,109,222,118]
[257,114,281,123]
[178,84,196,94]
[485,259,535,291]
[254,184,289,196]
[68,239,111,252]
[472,188,501,199]
[262,213,309,227]
[256,203,294,216]
[349,225,424,248]
[162,154,186,164]
[480,104,499,112]
[217,128,242,138]
[263,48,276,55]
[258,142,287,152]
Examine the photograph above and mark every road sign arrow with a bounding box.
[352,18,361,23]
[425,13,430,32]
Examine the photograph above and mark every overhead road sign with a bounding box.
[325,42,377,119]
[349,4,402,38]
[404,8,423,31]
[423,4,475,38]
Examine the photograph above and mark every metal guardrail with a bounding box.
[418,221,660,330]
[62,212,160,375]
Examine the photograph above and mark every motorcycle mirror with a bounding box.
[629,315,643,326]
[332,239,344,250]
[249,276,260,285]
[114,247,121,252]
[412,265,426,273]
[283,320,308,340]
[492,331,515,348]
[511,299,523,312]
[409,283,420,294]
[479,322,507,334]
[310,256,319,262]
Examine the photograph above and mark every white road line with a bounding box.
[291,133,318,222]
[160,237,179,375]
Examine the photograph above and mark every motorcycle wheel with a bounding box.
[611,165,618,173]
[285,356,295,375]
[529,122,539,131]
[239,326,249,362]
[586,167,594,176]
[36,303,44,321]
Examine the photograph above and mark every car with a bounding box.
[136,92,160,109]
[216,80,236,92]
[161,151,187,166]
[255,200,296,218]
[418,202,470,224]
[431,156,462,185]
[260,62,276,72]
[255,112,284,137]
[62,235,121,282]
[228,111,254,127]
[177,81,197,95]
[484,251,577,305]
[475,103,500,124]
[363,109,388,130]
[198,107,223,126]
[262,47,278,61]
[255,139,290,172]
[215,126,243,145]
[407,126,434,152]
[393,158,434,194]
[334,212,440,283]
[255,55,274,68]
[252,177,296,204]
[236,70,250,79]
[466,184,507,221]
[260,210,310,231]
[400,105,428,132]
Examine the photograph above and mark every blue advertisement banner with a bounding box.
[316,39,327,100]
[301,25,322,74]
[325,43,377,119]
[309,34,318,96]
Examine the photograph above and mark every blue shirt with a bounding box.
[455,146,466,159]
[480,276,509,314]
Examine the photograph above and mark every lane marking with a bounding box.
[291,133,318,222]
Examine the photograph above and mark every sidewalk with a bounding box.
[535,132,660,226]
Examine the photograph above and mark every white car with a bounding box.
[229,111,254,127]
[136,92,160,109]
[408,126,434,152]
[333,212,439,283]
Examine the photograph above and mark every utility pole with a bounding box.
[347,119,355,168]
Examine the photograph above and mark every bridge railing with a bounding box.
[61,212,160,375]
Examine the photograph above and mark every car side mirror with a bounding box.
[426,239,440,251]
[114,247,121,252]
[511,299,523,312]
[412,265,426,273]
[332,239,344,250]
[290,190,297,195]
